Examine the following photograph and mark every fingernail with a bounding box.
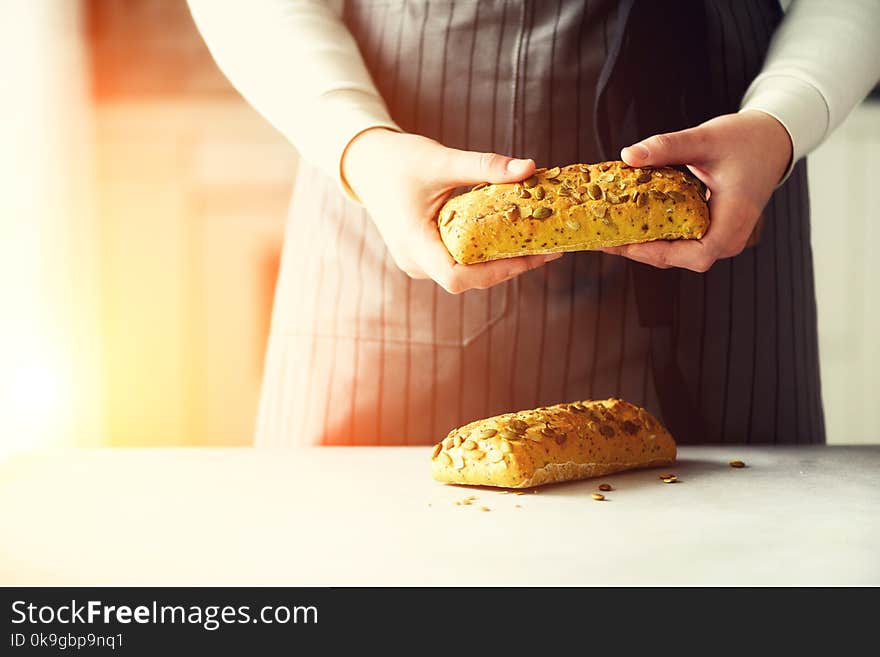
[622,144,649,161]
[507,158,532,176]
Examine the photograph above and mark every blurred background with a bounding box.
[0,0,877,453]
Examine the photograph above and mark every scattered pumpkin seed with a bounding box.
[588,184,603,200]
[545,166,561,178]
[591,493,606,501]
[598,484,612,492]
[729,460,746,468]
[523,175,538,188]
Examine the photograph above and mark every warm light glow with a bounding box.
[0,354,72,459]
[0,0,104,456]
[5,362,65,416]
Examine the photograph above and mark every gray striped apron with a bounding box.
[256,0,825,446]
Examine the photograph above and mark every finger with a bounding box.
[602,240,717,273]
[440,148,536,186]
[419,235,560,293]
[620,126,716,168]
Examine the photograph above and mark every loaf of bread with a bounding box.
[431,398,676,488]
[438,161,709,264]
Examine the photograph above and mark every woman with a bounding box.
[188,0,880,446]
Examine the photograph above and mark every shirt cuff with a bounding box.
[740,74,830,184]
[299,89,401,204]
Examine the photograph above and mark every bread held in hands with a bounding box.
[438,161,709,264]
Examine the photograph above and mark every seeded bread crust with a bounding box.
[438,161,709,264]
[431,398,676,488]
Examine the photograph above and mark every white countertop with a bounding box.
[1,446,877,586]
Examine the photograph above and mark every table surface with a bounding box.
[1,446,878,586]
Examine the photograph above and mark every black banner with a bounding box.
[0,586,867,654]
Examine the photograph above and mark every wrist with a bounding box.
[739,109,794,184]
[341,127,402,201]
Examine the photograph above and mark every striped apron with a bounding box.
[256,0,825,446]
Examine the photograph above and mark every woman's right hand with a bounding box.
[341,128,562,294]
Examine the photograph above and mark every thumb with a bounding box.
[620,126,714,168]
[442,148,535,186]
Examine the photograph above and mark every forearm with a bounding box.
[187,0,400,196]
[740,0,880,178]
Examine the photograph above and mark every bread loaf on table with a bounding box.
[438,161,709,264]
[431,398,676,488]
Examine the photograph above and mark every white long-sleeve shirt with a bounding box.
[188,0,880,194]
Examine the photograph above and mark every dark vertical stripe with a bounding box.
[375,6,408,443]
[560,2,589,401]
[588,8,611,400]
[588,256,603,398]
[321,192,349,441]
[641,329,652,407]
[300,182,334,440]
[795,169,812,442]
[772,182,783,445]
[431,2,456,435]
[746,242,760,444]
[508,0,535,409]
[402,4,431,444]
[615,263,630,396]
[742,0,771,444]
[787,174,802,443]
[347,0,388,444]
[534,0,563,407]
[457,1,481,425]
[719,0,752,442]
[485,1,508,417]
[805,170,820,442]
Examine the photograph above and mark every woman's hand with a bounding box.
[603,110,793,272]
[341,128,562,294]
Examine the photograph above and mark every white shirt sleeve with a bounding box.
[187,0,400,200]
[740,0,880,179]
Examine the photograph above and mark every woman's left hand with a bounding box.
[602,109,793,272]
